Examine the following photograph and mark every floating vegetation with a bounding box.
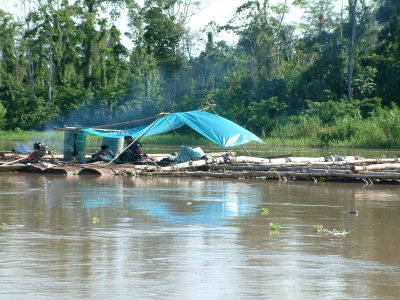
[261,207,270,216]
[313,224,349,237]
[269,223,280,230]
[312,177,327,183]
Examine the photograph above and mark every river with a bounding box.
[0,174,399,299]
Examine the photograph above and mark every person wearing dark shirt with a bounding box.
[88,144,115,162]
[119,136,143,162]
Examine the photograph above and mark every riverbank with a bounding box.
[1,128,400,150]
[269,106,400,148]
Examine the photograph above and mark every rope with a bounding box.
[163,115,193,160]
[164,115,186,146]
[85,113,168,129]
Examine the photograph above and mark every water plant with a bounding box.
[311,177,327,183]
[261,207,270,216]
[269,223,280,230]
[313,224,349,237]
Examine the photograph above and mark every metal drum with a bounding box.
[101,137,124,155]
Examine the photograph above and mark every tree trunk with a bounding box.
[348,0,357,99]
[29,55,35,103]
[84,0,95,89]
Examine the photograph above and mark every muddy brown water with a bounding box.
[0,174,399,299]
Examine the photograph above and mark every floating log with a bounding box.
[342,158,400,165]
[287,156,326,163]
[157,169,400,182]
[229,157,400,167]
[78,167,140,176]
[19,165,45,173]
[262,154,292,159]
[159,157,225,171]
[79,168,117,176]
[351,163,400,172]
[0,151,12,159]
[42,167,73,175]
[208,165,351,172]
[2,153,400,184]
[21,165,84,175]
[0,163,26,172]
[233,155,362,165]
[234,156,283,164]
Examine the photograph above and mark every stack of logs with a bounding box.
[156,155,400,184]
[1,152,400,184]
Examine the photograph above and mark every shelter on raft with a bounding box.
[56,110,265,163]
[2,110,400,184]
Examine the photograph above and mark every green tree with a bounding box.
[132,0,187,110]
[248,96,288,134]
[347,0,358,98]
[373,0,400,105]
[0,102,6,129]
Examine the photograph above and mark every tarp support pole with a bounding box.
[163,115,186,146]
[163,115,193,160]
[108,114,166,164]
[242,145,252,157]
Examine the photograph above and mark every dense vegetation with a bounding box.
[0,0,399,147]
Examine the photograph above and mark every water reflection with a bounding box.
[1,175,400,299]
[78,178,257,225]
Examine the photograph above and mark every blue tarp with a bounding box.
[83,110,265,147]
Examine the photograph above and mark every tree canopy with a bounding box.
[0,0,399,138]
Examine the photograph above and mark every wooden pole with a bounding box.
[163,114,186,145]
[162,114,194,160]
[156,170,400,181]
[351,163,400,172]
[2,157,27,166]
[108,113,167,164]
[241,145,252,156]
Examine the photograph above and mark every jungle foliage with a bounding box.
[0,0,399,147]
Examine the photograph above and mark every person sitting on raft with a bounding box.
[88,144,115,162]
[119,136,144,162]
[27,142,47,162]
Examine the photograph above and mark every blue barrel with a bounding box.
[63,130,87,163]
[101,137,124,155]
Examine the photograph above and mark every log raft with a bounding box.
[1,151,400,184]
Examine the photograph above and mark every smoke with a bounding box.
[13,143,31,155]
[61,100,158,130]
[14,131,64,154]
